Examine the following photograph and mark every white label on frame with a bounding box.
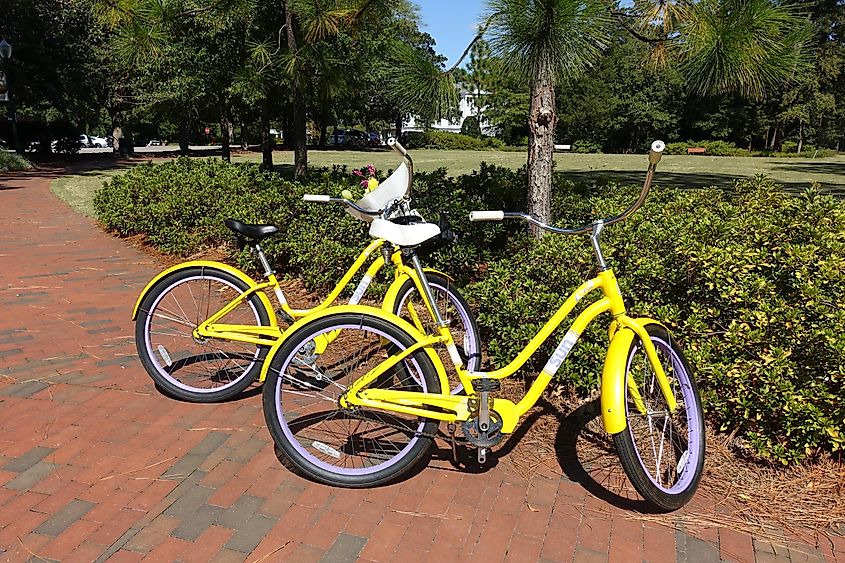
[542,330,580,375]
[348,275,372,305]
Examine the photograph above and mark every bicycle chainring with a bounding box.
[462,414,504,448]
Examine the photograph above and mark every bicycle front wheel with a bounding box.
[135,267,271,402]
[391,273,481,394]
[263,312,441,487]
[613,324,705,511]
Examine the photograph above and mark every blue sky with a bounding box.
[414,0,485,68]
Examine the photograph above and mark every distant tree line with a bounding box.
[0,0,830,235]
[0,0,443,175]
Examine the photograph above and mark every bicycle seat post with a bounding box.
[254,243,275,277]
[408,252,447,328]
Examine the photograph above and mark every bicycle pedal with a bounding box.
[471,378,501,393]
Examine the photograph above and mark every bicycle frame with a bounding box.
[340,267,678,436]
[131,238,452,379]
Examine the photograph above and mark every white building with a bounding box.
[403,84,495,135]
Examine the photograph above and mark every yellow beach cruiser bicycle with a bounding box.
[261,141,705,511]
[132,140,480,403]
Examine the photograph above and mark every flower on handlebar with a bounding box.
[351,164,380,194]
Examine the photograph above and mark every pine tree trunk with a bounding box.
[221,114,231,162]
[285,1,307,179]
[797,122,803,154]
[240,122,248,150]
[179,120,190,155]
[319,122,327,148]
[123,128,135,157]
[395,114,403,140]
[261,100,273,171]
[526,56,557,238]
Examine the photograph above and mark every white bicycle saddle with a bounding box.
[368,217,441,247]
[346,162,410,222]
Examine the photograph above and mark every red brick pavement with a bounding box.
[0,165,837,562]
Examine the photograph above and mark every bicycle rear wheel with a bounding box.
[391,273,481,394]
[263,312,441,487]
[613,324,705,511]
[135,267,271,402]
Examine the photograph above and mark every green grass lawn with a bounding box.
[52,149,845,216]
[51,166,128,217]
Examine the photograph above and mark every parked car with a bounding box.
[367,132,382,147]
[88,135,108,148]
[330,129,368,148]
[146,139,162,146]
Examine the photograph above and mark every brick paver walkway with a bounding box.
[0,166,840,562]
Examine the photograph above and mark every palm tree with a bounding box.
[485,0,612,235]
[479,0,810,236]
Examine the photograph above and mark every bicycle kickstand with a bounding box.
[447,423,459,464]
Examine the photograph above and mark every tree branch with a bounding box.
[446,14,494,73]
[612,11,665,44]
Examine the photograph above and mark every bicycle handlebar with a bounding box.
[387,137,414,197]
[470,140,665,234]
[387,137,408,157]
[469,211,505,222]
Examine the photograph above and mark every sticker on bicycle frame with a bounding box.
[157,345,173,367]
[273,286,288,306]
[348,275,372,305]
[542,330,579,375]
[312,441,342,459]
[574,280,596,302]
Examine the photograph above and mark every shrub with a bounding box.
[0,151,32,172]
[572,140,602,154]
[96,159,845,464]
[52,136,83,155]
[465,176,845,464]
[460,116,482,138]
[403,130,501,151]
[663,140,744,156]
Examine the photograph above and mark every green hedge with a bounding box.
[95,158,845,464]
[0,151,32,172]
[664,140,838,158]
[465,177,845,464]
[404,130,504,151]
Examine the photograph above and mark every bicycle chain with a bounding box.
[345,407,457,441]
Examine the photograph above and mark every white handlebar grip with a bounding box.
[469,211,505,222]
[302,194,330,202]
[651,140,665,153]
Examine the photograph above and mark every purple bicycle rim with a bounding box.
[626,336,702,494]
[274,323,428,476]
[145,276,262,393]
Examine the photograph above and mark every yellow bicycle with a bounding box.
[260,141,705,511]
[132,140,480,402]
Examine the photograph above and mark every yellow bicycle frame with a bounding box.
[341,268,678,436]
[132,239,451,380]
